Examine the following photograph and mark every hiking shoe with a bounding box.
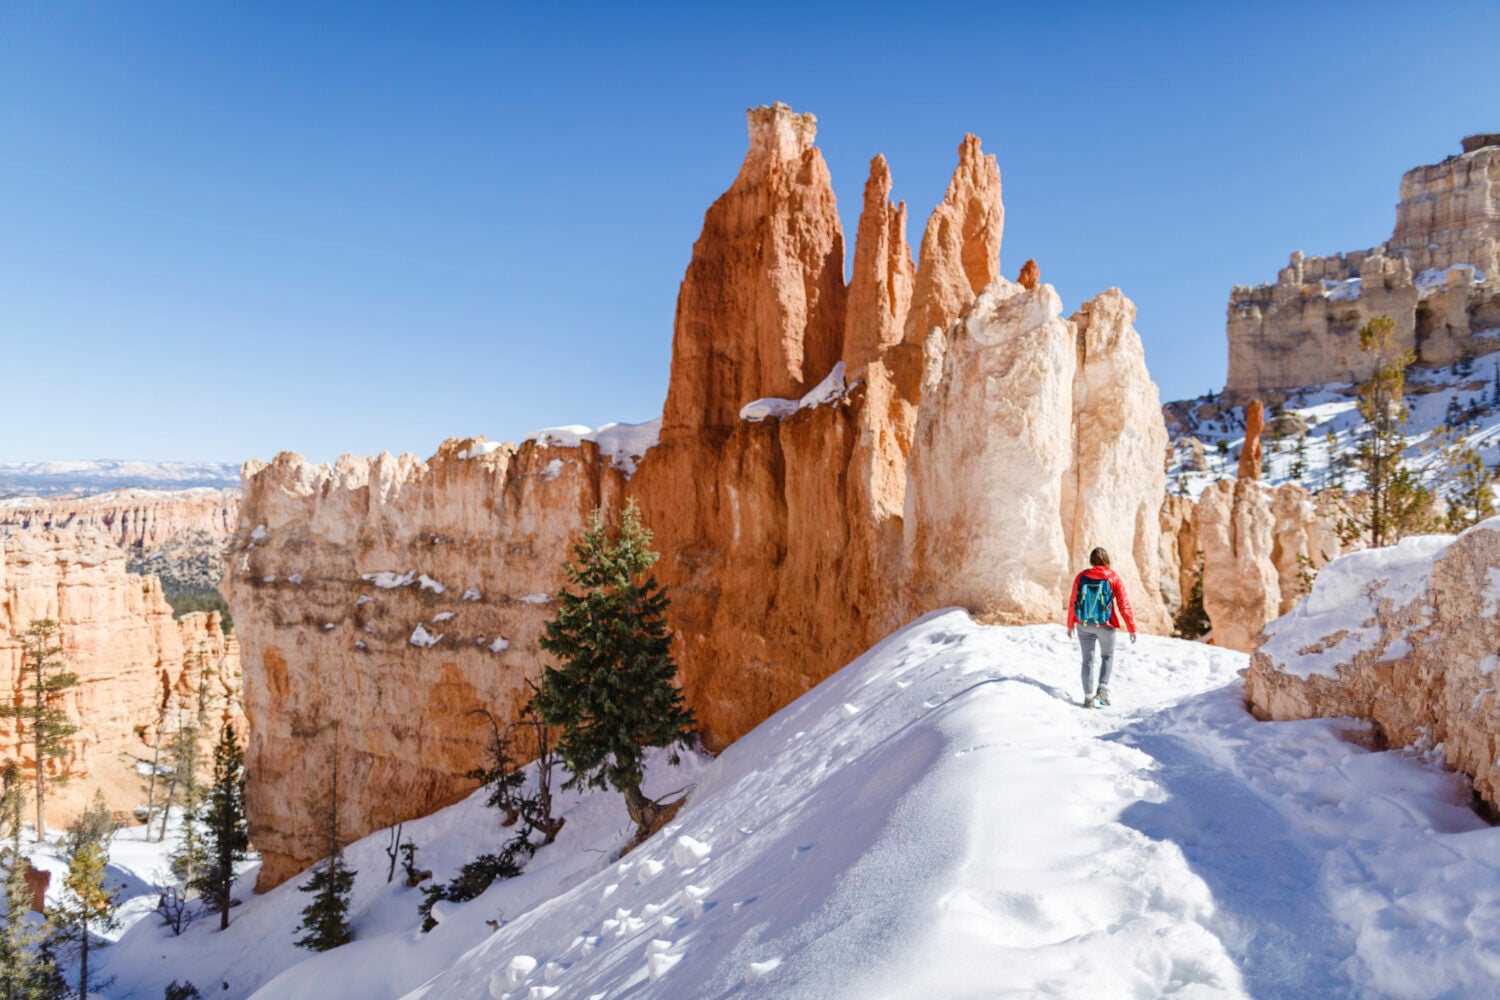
[1095,686,1111,707]
[1083,695,1096,709]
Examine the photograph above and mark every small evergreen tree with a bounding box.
[1,621,80,838]
[192,724,248,931]
[1457,343,1476,378]
[164,982,203,1000]
[1288,433,1309,483]
[465,711,527,827]
[532,501,696,843]
[50,791,121,999]
[1443,443,1496,532]
[1346,316,1434,546]
[295,733,355,952]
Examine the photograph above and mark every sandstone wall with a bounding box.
[228,104,1173,888]
[1245,518,1500,814]
[0,527,240,828]
[1226,139,1500,400]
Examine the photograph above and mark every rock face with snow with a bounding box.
[227,104,1175,887]
[0,528,240,824]
[1246,518,1500,813]
[223,439,628,889]
[1227,137,1500,400]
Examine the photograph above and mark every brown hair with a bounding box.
[1089,546,1111,567]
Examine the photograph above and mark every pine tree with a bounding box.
[192,724,248,931]
[1443,443,1496,532]
[1,621,79,838]
[1347,316,1434,546]
[532,500,696,843]
[294,733,355,952]
[49,791,121,999]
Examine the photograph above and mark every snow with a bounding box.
[457,441,506,460]
[433,611,455,622]
[1260,535,1452,678]
[517,593,551,605]
[523,420,662,477]
[288,573,303,585]
[410,624,443,648]
[419,574,446,594]
[1322,277,1361,301]
[462,588,482,602]
[740,362,848,422]
[363,570,417,589]
[87,612,1500,999]
[250,524,269,541]
[1415,263,1485,298]
[488,637,510,653]
[540,459,565,481]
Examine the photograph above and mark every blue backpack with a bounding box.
[1075,576,1114,627]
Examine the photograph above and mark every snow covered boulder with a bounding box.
[1247,518,1500,812]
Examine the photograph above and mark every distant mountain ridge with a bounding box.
[0,459,242,498]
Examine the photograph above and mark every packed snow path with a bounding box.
[99,612,1500,998]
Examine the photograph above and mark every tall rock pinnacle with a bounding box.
[843,154,915,377]
[905,134,1005,346]
[660,102,847,438]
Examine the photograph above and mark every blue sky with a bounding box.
[3,2,1498,464]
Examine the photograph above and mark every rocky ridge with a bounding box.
[226,103,1172,888]
[1227,136,1500,400]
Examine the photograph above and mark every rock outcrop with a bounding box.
[1245,518,1500,813]
[1178,479,1359,651]
[0,527,240,826]
[228,104,1173,888]
[1018,259,1039,290]
[1227,138,1500,400]
[1237,399,1263,480]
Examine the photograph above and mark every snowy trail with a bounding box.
[96,612,1500,999]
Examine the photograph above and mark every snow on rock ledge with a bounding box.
[1247,518,1500,811]
[739,361,848,422]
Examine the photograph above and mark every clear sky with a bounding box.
[3,1,1498,465]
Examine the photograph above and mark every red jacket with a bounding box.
[1067,566,1137,633]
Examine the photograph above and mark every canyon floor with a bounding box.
[64,611,1497,999]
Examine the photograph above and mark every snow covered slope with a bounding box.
[1166,356,1500,502]
[97,612,1500,999]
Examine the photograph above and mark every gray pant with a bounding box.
[1077,624,1116,697]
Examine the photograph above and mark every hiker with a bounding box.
[1066,546,1137,709]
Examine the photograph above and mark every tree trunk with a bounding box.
[622,783,659,840]
[78,930,87,1000]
